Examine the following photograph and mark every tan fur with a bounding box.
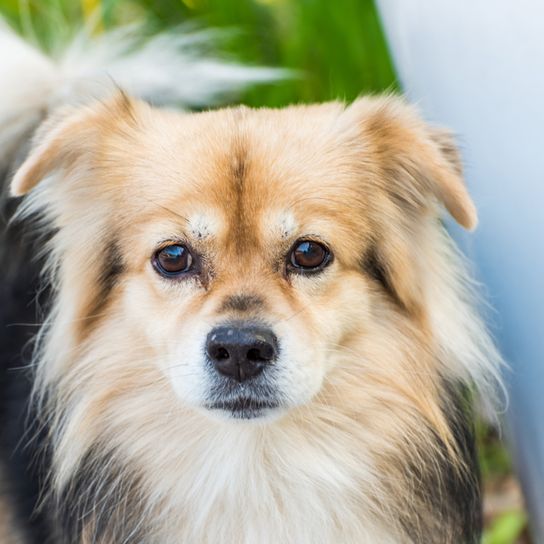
[12,94,502,543]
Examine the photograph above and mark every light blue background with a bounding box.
[376,1,544,539]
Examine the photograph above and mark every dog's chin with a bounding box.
[204,397,285,422]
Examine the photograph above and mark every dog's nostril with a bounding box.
[216,347,230,360]
[246,348,262,362]
[247,344,274,362]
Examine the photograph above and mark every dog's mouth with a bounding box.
[206,396,281,419]
[205,365,284,419]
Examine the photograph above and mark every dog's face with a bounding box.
[12,95,477,425]
[117,105,376,421]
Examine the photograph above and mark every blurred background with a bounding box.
[0,0,533,542]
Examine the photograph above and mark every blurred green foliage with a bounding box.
[484,511,528,544]
[0,0,397,106]
[477,422,529,543]
[477,420,514,481]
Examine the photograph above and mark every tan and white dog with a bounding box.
[0,20,502,544]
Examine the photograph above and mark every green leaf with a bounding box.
[483,510,527,544]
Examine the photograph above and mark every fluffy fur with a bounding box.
[0,19,502,544]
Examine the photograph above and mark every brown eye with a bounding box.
[289,240,331,273]
[153,244,194,276]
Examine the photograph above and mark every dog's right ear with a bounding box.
[11,92,136,197]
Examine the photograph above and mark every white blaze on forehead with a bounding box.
[265,210,298,240]
[187,211,222,240]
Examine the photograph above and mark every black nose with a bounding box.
[206,324,278,382]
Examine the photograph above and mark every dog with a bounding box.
[0,20,503,544]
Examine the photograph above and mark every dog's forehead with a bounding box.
[184,209,297,241]
[127,104,365,243]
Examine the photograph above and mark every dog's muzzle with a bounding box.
[205,322,281,419]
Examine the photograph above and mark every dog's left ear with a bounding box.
[348,96,477,231]
[422,125,477,230]
[345,97,477,314]
[11,92,136,197]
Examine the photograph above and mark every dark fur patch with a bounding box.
[86,240,124,321]
[1,173,55,542]
[439,384,482,542]
[98,241,124,299]
[219,294,265,313]
[362,245,404,308]
[398,382,481,544]
[57,447,147,544]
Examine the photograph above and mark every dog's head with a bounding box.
[12,94,481,427]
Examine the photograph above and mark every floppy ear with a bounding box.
[351,95,477,230]
[11,107,93,197]
[423,126,477,230]
[11,92,136,197]
[348,96,477,314]
[9,93,143,340]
